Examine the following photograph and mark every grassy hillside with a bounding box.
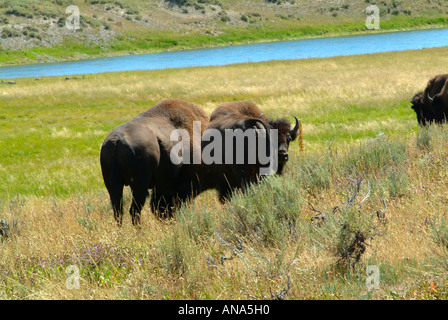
[0,0,448,66]
[1,47,448,300]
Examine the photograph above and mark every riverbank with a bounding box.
[3,27,448,79]
[1,0,448,66]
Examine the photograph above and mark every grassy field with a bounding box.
[1,46,448,300]
[1,0,448,66]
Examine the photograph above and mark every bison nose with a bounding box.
[278,150,288,162]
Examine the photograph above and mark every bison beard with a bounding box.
[100,99,210,226]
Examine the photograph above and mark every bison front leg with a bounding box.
[217,184,235,203]
[150,189,170,218]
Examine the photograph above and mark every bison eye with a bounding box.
[286,135,292,142]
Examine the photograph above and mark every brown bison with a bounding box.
[100,99,209,225]
[411,74,448,125]
[203,101,302,201]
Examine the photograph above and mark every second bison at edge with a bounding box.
[411,74,448,125]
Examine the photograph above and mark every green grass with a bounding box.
[0,46,442,196]
[2,47,448,300]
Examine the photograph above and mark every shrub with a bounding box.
[343,135,407,176]
[430,213,448,252]
[295,154,334,194]
[416,127,432,151]
[219,175,304,247]
[165,0,222,7]
[5,8,32,18]
[417,125,448,152]
[266,0,295,4]
[385,166,408,197]
[309,173,384,271]
[176,199,216,242]
[335,206,376,269]
[414,125,448,179]
[1,27,20,38]
[57,17,66,28]
[218,10,230,22]
[157,227,197,275]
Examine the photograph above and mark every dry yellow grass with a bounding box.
[2,47,448,300]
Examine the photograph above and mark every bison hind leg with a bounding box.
[114,195,124,226]
[129,186,149,226]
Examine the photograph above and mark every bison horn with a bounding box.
[258,113,264,119]
[291,115,299,134]
[427,93,434,101]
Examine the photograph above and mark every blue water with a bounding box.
[1,27,448,79]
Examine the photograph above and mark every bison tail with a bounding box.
[100,138,125,225]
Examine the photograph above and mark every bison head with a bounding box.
[411,91,426,126]
[410,91,443,126]
[267,116,300,175]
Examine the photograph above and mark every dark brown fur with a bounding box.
[200,113,272,202]
[100,99,209,225]
[412,74,448,125]
[431,75,448,122]
[210,101,268,122]
[423,74,448,105]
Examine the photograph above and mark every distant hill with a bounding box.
[1,0,448,65]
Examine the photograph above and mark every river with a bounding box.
[1,27,448,79]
